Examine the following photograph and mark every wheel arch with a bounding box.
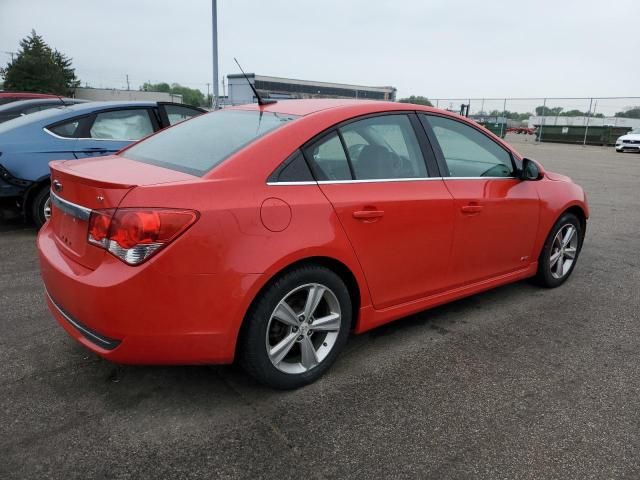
[563,205,587,236]
[236,255,363,356]
[22,176,50,218]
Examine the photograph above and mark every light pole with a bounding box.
[211,0,219,109]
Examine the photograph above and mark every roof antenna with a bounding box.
[233,58,276,106]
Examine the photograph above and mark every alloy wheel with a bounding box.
[265,283,341,374]
[549,224,578,279]
[43,196,52,221]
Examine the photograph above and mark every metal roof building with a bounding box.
[226,74,396,105]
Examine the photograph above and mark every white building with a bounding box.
[74,87,183,103]
[227,74,396,105]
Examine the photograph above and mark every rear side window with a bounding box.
[48,118,83,138]
[90,109,154,140]
[268,150,314,183]
[339,115,427,180]
[163,104,203,126]
[123,110,298,176]
[303,132,351,181]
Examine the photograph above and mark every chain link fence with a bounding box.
[430,97,640,146]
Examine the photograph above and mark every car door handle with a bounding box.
[353,210,385,219]
[461,204,483,214]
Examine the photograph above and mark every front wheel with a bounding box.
[239,265,352,389]
[533,213,583,288]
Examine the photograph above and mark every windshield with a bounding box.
[122,109,299,176]
[630,129,640,135]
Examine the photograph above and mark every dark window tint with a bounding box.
[122,109,298,176]
[48,118,83,138]
[339,115,427,180]
[163,104,204,126]
[423,115,514,177]
[90,109,154,140]
[269,150,313,182]
[304,132,351,181]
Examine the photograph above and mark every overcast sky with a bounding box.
[1,0,638,111]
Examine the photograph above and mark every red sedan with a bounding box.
[0,91,60,105]
[38,99,588,389]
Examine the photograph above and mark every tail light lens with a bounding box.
[88,208,198,265]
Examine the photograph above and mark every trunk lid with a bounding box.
[49,156,197,269]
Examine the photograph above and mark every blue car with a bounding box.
[0,101,205,226]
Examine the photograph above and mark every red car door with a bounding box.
[420,114,540,287]
[304,114,456,310]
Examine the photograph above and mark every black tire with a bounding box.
[238,265,352,389]
[30,185,51,229]
[533,212,583,288]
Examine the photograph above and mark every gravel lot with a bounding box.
[1,135,639,479]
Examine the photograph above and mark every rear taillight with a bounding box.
[88,208,198,265]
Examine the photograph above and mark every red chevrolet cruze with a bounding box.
[38,99,588,389]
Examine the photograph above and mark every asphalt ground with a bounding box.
[1,135,639,479]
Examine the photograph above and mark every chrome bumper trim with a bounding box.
[45,290,121,350]
[50,191,92,221]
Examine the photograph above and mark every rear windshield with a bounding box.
[121,109,299,176]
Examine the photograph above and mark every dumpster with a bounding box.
[536,125,632,146]
[479,121,507,139]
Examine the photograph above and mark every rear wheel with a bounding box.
[239,265,352,389]
[534,213,583,288]
[30,186,51,229]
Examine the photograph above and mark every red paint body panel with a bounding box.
[37,99,589,366]
[317,180,456,309]
[443,178,540,286]
[0,92,59,101]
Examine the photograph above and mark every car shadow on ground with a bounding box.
[2,216,542,399]
[72,279,541,404]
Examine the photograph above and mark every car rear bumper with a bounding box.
[37,222,263,365]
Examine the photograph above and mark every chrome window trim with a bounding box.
[50,190,92,221]
[43,127,143,142]
[318,177,442,184]
[266,181,318,186]
[266,176,517,186]
[445,176,517,180]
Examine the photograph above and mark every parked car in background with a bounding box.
[0,91,60,105]
[615,128,640,153]
[0,100,206,226]
[0,98,87,123]
[37,99,589,389]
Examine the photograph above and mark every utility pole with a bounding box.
[583,98,594,146]
[211,0,219,109]
[126,74,130,91]
[206,83,211,107]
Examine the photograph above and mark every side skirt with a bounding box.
[354,263,538,334]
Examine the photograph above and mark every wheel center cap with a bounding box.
[300,324,309,335]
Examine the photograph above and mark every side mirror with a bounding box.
[520,157,544,181]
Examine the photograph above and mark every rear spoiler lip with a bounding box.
[49,159,137,189]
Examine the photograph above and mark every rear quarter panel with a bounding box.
[119,178,374,324]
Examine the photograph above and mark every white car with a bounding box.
[616,128,640,153]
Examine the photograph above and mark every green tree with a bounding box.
[2,30,79,95]
[142,82,207,107]
[535,106,563,116]
[398,95,433,106]
[615,107,640,119]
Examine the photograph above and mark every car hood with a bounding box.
[618,133,640,141]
